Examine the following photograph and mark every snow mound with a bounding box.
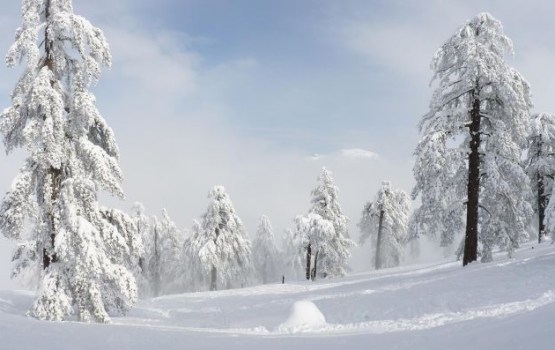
[277,300,327,332]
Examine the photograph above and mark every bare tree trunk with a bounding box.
[463,93,481,266]
[305,243,311,280]
[375,209,384,269]
[311,250,319,281]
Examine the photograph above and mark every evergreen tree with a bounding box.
[413,13,533,265]
[196,186,253,290]
[252,215,281,284]
[130,202,151,296]
[158,209,183,294]
[295,213,334,280]
[359,182,410,269]
[141,209,182,297]
[281,228,304,281]
[296,168,354,279]
[405,211,421,260]
[101,206,143,280]
[0,0,138,321]
[525,113,555,243]
[182,219,206,291]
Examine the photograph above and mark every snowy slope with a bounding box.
[1,243,555,349]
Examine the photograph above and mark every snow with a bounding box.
[277,300,327,332]
[1,242,555,349]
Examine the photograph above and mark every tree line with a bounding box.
[125,168,398,298]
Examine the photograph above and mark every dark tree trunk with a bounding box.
[153,224,160,297]
[311,250,319,281]
[42,168,61,269]
[463,94,481,266]
[537,136,548,244]
[538,172,547,243]
[375,209,385,269]
[305,243,311,280]
[41,0,62,270]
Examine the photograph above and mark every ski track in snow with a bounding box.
[318,290,555,335]
[113,290,555,336]
[112,244,555,338]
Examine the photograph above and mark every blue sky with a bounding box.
[2,0,555,286]
[79,0,427,156]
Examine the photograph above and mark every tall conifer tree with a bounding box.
[413,13,532,265]
[0,0,137,322]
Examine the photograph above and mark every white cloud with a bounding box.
[341,21,435,80]
[340,148,379,160]
[310,148,379,161]
[106,26,200,96]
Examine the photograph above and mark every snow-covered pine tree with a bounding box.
[296,168,354,280]
[295,212,334,280]
[358,181,410,269]
[281,228,304,280]
[405,211,421,260]
[0,0,139,322]
[100,206,143,279]
[525,113,555,243]
[159,209,183,294]
[130,202,151,295]
[143,209,182,297]
[413,13,533,265]
[252,215,281,284]
[196,186,253,290]
[182,219,206,291]
[311,168,354,277]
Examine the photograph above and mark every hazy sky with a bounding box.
[1,0,555,288]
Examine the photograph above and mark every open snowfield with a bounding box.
[1,243,555,350]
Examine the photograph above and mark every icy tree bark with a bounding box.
[375,209,384,270]
[43,170,61,269]
[463,94,481,266]
[526,115,555,243]
[538,172,547,243]
[41,0,61,270]
[305,243,312,280]
[311,250,319,280]
[153,224,160,297]
[536,137,547,244]
[210,266,217,291]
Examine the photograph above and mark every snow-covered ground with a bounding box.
[1,243,555,349]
